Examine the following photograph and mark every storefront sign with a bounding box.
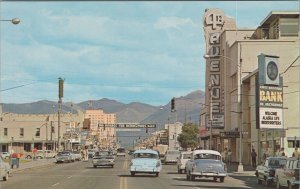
[220,131,240,138]
[259,85,283,129]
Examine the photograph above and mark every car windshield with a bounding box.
[194,153,221,160]
[133,153,158,159]
[58,152,70,156]
[182,154,192,159]
[168,151,180,155]
[117,148,126,153]
[268,159,286,167]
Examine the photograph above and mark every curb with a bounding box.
[10,161,57,174]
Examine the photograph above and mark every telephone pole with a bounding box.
[58,78,64,151]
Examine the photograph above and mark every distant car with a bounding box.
[185,150,227,182]
[275,157,299,189]
[0,156,10,181]
[164,150,180,164]
[128,150,135,156]
[177,151,192,174]
[88,149,97,158]
[36,150,57,159]
[0,152,10,159]
[255,157,287,186]
[129,149,162,177]
[72,151,82,161]
[116,148,126,157]
[92,151,115,168]
[56,151,75,163]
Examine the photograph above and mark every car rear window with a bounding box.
[183,154,192,159]
[168,151,180,155]
[194,153,221,160]
[134,153,158,159]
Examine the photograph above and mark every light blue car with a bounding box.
[129,149,162,177]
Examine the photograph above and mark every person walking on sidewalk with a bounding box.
[227,149,232,165]
[251,149,257,168]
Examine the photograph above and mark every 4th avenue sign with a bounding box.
[98,123,156,128]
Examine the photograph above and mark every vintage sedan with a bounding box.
[92,151,115,168]
[185,150,227,182]
[129,149,162,177]
[56,151,75,163]
[177,151,192,174]
[275,157,299,189]
[0,156,10,181]
[164,150,180,164]
[255,156,287,186]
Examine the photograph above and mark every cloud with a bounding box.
[154,16,195,31]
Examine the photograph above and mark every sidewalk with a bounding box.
[9,158,56,173]
[226,162,256,176]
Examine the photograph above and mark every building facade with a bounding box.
[84,109,116,149]
[165,122,183,150]
[0,112,84,153]
[200,9,299,165]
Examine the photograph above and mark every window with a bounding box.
[35,128,40,137]
[4,128,7,136]
[20,128,24,137]
[280,18,299,37]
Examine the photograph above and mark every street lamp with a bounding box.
[0,18,20,25]
[204,54,244,172]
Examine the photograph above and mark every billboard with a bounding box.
[258,85,283,129]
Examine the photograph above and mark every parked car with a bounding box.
[0,152,10,159]
[177,151,192,174]
[92,150,115,168]
[185,150,227,182]
[116,148,126,157]
[275,157,299,189]
[56,151,75,163]
[88,149,97,158]
[0,156,10,181]
[255,156,287,186]
[72,151,82,161]
[129,149,162,177]
[164,150,180,164]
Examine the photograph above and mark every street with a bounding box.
[1,157,272,189]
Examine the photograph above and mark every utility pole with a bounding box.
[58,78,64,151]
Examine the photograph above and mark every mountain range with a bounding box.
[3,90,205,147]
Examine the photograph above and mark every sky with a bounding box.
[0,1,298,106]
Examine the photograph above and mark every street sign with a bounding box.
[98,123,156,128]
[220,131,248,138]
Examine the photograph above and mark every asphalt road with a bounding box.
[1,157,273,189]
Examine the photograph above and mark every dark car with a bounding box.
[256,157,287,186]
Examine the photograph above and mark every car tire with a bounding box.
[26,155,32,159]
[213,177,217,182]
[220,177,225,182]
[191,175,195,181]
[131,172,135,177]
[258,179,262,185]
[3,172,8,181]
[111,165,114,168]
[155,173,159,177]
[186,174,189,181]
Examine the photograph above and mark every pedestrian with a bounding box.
[279,147,286,157]
[292,147,300,158]
[223,148,228,163]
[227,149,232,165]
[251,149,257,168]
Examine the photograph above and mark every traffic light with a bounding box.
[171,97,175,112]
[51,126,55,133]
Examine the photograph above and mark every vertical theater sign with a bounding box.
[203,9,236,128]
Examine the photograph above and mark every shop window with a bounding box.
[20,128,24,137]
[4,128,7,136]
[288,140,300,148]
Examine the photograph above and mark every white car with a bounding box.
[185,150,227,182]
[129,149,162,177]
[177,151,192,174]
[72,151,82,161]
[0,152,10,159]
[0,156,10,181]
[275,157,299,189]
